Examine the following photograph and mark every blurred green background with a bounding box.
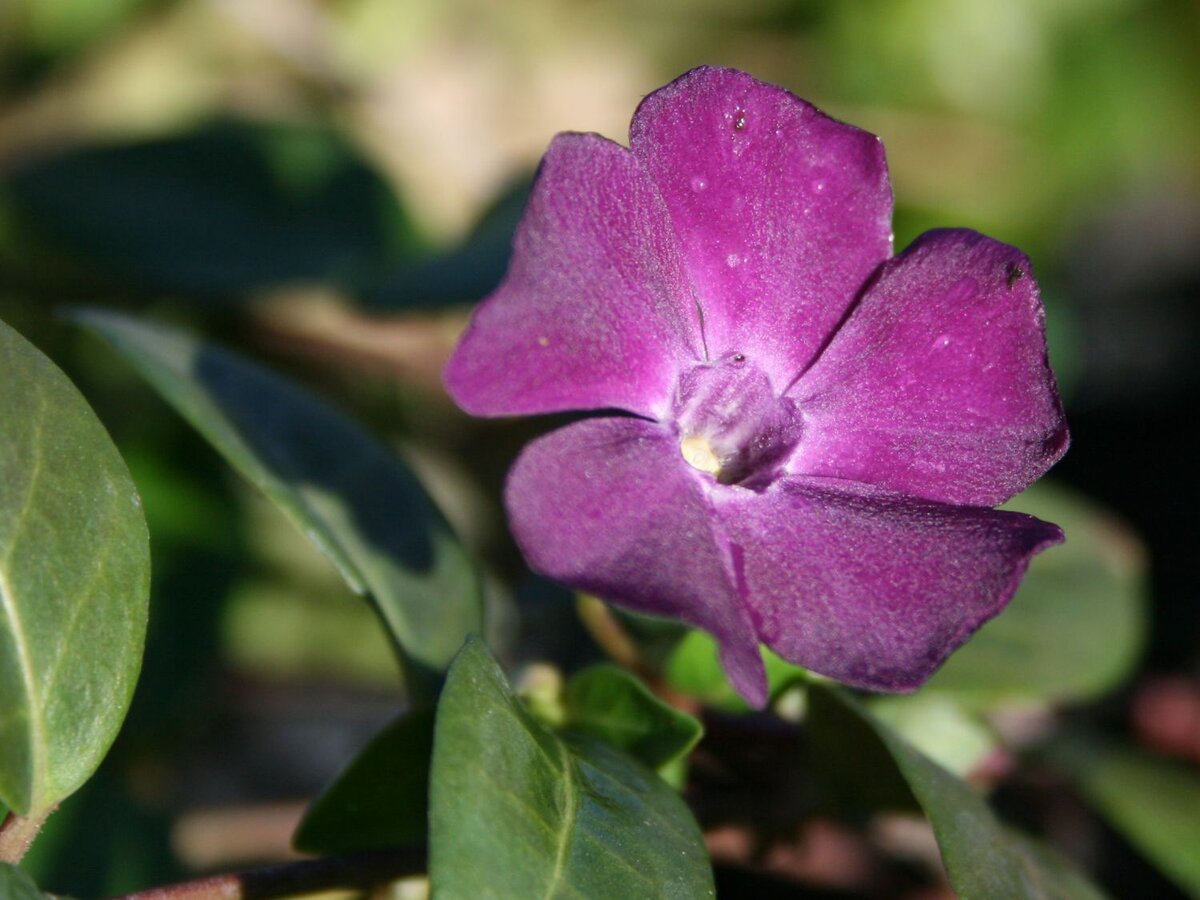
[1,0,1198,896]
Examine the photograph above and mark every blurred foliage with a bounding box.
[0,0,1197,896]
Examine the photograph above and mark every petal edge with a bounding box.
[716,476,1064,692]
[505,416,768,705]
[445,133,702,419]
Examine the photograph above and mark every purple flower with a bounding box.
[445,66,1068,707]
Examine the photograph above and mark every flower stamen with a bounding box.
[680,434,722,476]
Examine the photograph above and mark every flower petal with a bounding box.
[444,133,702,419]
[630,65,893,388]
[713,476,1064,692]
[505,417,768,705]
[790,229,1069,507]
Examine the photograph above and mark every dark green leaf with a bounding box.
[809,686,1106,899]
[0,318,149,815]
[0,863,50,899]
[294,708,434,855]
[359,177,529,309]
[927,482,1145,707]
[563,665,702,773]
[6,123,416,299]
[73,309,481,700]
[1047,734,1200,896]
[430,638,715,899]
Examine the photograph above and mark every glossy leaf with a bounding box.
[73,309,481,699]
[809,686,1105,899]
[926,482,1145,707]
[1047,734,1200,896]
[563,665,702,773]
[294,708,434,855]
[0,863,49,899]
[0,319,149,816]
[430,638,715,899]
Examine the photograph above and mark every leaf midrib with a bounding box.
[543,739,578,900]
[0,398,49,811]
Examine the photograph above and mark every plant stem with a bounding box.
[112,847,426,900]
[0,805,56,864]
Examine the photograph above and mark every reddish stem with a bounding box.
[0,806,56,864]
[111,847,426,900]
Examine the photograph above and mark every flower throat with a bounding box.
[673,353,803,488]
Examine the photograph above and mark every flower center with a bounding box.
[679,435,721,475]
[673,353,802,487]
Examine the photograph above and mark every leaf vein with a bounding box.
[0,395,50,807]
[543,739,579,900]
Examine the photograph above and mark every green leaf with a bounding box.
[7,123,416,299]
[72,309,481,700]
[1047,734,1200,896]
[430,638,715,899]
[868,694,997,779]
[563,665,702,773]
[360,178,529,309]
[294,708,434,856]
[926,482,1146,707]
[0,863,51,899]
[809,686,1105,899]
[664,629,807,711]
[0,319,149,816]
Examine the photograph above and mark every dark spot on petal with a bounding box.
[733,109,747,131]
[1006,263,1024,289]
[732,353,746,363]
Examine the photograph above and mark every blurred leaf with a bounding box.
[429,637,715,899]
[809,686,1105,899]
[1047,734,1200,896]
[15,769,179,897]
[18,0,153,57]
[73,309,482,700]
[926,482,1145,707]
[5,123,416,299]
[0,863,50,899]
[868,693,997,778]
[563,665,702,773]
[359,177,530,309]
[222,580,400,687]
[294,708,434,856]
[664,629,806,711]
[0,318,149,816]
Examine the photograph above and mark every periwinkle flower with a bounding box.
[445,66,1068,707]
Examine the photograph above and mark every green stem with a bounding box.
[0,805,55,864]
[112,847,426,900]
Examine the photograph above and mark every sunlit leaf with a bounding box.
[430,638,715,899]
[809,685,1105,899]
[868,694,997,778]
[20,0,149,57]
[926,482,1145,707]
[294,708,433,855]
[0,318,149,816]
[564,665,702,773]
[73,309,481,700]
[1047,734,1200,896]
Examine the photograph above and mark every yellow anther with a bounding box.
[680,435,721,476]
